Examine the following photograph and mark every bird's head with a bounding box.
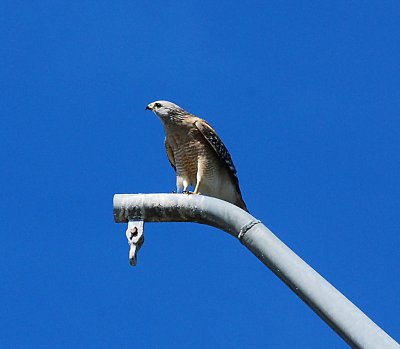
[146,100,187,123]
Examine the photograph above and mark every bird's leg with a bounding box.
[193,163,203,195]
[176,177,191,194]
[182,179,190,194]
[193,179,202,194]
[176,176,184,193]
[182,178,196,195]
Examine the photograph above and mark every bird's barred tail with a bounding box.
[236,196,249,213]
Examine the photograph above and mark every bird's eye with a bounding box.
[155,103,162,108]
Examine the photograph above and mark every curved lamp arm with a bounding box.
[113,193,398,349]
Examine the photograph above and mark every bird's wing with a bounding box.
[194,118,237,176]
[164,137,176,171]
[194,118,248,212]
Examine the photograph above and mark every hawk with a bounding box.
[146,100,248,212]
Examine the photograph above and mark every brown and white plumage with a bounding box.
[146,100,248,212]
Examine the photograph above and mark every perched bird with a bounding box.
[146,100,248,212]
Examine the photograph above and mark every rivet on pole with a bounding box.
[238,219,261,243]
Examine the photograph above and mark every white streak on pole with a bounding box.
[113,193,399,349]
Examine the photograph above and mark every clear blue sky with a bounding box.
[1,1,399,348]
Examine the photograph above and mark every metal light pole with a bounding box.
[113,193,399,349]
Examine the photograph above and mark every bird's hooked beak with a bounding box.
[146,104,153,111]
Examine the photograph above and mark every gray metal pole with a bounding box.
[113,193,399,349]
